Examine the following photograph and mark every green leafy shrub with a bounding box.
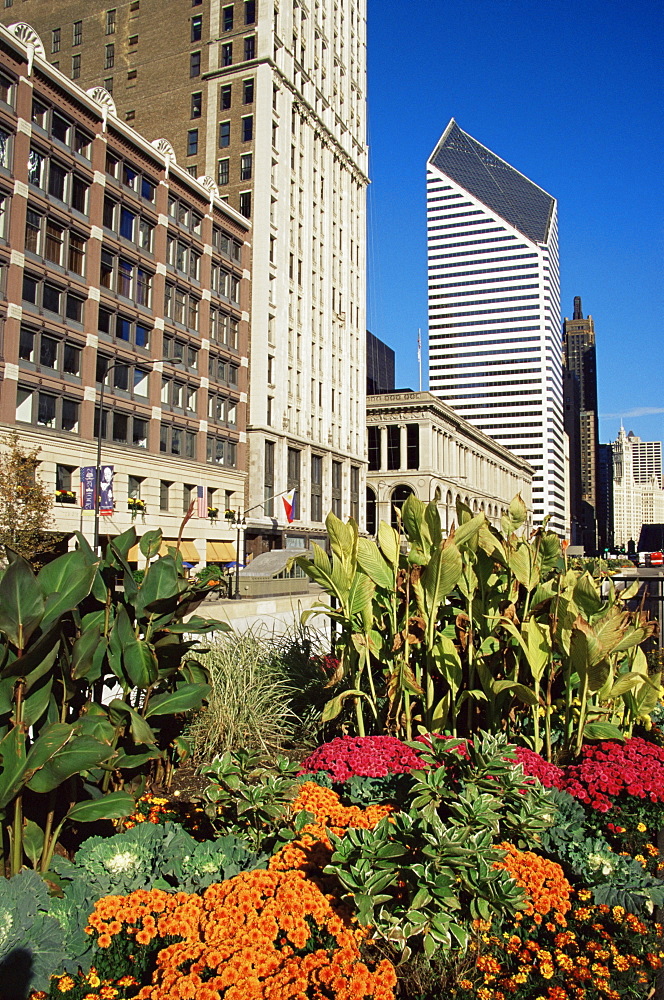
[324,733,557,961]
[200,747,303,852]
[0,527,227,877]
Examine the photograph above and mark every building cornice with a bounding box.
[367,391,534,474]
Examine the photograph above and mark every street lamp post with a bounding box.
[234,510,245,600]
[93,356,179,555]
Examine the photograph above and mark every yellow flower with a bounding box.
[637,822,647,833]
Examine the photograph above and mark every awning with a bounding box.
[160,540,200,563]
[207,540,236,562]
[128,539,200,562]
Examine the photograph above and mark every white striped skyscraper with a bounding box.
[426,120,565,534]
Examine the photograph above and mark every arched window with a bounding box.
[366,486,377,536]
[391,484,414,530]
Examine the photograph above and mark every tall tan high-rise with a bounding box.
[3,0,369,555]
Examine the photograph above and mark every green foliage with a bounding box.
[324,733,556,962]
[184,629,297,760]
[540,789,664,916]
[0,869,65,994]
[0,432,57,563]
[53,820,265,898]
[0,527,228,877]
[295,498,662,756]
[200,747,302,852]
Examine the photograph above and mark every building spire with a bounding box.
[573,296,583,320]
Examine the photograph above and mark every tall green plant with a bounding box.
[0,527,228,876]
[295,498,660,754]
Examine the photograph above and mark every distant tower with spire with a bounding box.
[563,296,600,551]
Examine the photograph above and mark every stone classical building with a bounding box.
[426,120,565,536]
[2,1,370,559]
[611,428,664,550]
[0,22,250,564]
[366,391,533,535]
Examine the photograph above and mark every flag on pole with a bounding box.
[197,485,207,517]
[282,489,296,523]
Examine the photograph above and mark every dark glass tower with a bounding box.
[563,296,600,552]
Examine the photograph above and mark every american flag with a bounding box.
[197,485,206,517]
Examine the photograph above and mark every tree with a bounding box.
[0,431,55,560]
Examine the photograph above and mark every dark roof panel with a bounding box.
[430,120,555,244]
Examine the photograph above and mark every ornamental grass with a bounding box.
[86,869,396,1000]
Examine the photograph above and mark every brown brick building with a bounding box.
[0,1,370,558]
[0,21,250,562]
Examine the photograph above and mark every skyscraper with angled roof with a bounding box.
[426,120,565,534]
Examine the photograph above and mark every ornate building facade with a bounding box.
[0,22,249,563]
[2,2,370,557]
[366,391,533,536]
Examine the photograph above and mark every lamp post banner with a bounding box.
[80,466,97,512]
[99,465,114,515]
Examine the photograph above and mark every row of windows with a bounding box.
[220,1,256,32]
[452,388,542,400]
[209,307,239,349]
[218,115,254,148]
[164,283,200,329]
[429,254,538,270]
[103,198,154,249]
[431,305,540,330]
[208,392,238,427]
[429,235,518,251]
[431,298,539,316]
[431,320,541,333]
[433,345,541,361]
[431,357,542,370]
[218,78,254,111]
[216,153,253,185]
[432,367,542,381]
[17,386,80,432]
[429,268,538,286]
[190,34,255,77]
[445,378,542,391]
[22,273,84,323]
[431,303,541,320]
[15,382,238,463]
[427,204,474,220]
[28,148,89,212]
[19,327,82,375]
[429,247,530,263]
[98,308,150,348]
[106,153,156,203]
[430,336,539,354]
[31,101,92,157]
[429,226,506,240]
[25,210,86,275]
[430,286,539,300]
[51,21,83,51]
[100,250,152,306]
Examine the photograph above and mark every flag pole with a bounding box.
[418,329,422,392]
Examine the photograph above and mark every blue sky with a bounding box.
[366,0,663,446]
